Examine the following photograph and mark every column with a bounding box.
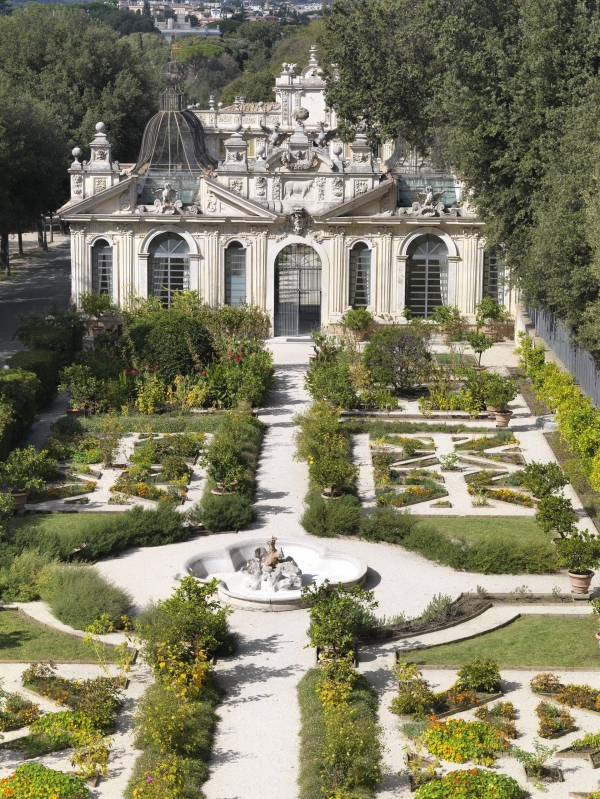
[376,229,392,315]
[397,254,408,316]
[252,229,268,308]
[138,254,149,299]
[447,255,461,307]
[329,229,346,319]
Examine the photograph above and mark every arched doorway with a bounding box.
[148,232,189,307]
[405,234,448,318]
[275,244,322,336]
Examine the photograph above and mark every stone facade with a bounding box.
[59,47,517,335]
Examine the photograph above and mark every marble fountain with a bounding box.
[181,537,368,611]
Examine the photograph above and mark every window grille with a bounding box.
[483,251,504,304]
[91,240,113,296]
[225,243,246,306]
[405,234,448,318]
[148,233,189,307]
[349,243,371,308]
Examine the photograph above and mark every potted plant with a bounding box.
[431,305,468,343]
[312,449,357,498]
[481,375,518,427]
[555,529,600,594]
[200,440,245,494]
[0,446,57,509]
[475,296,506,335]
[535,494,578,539]
[79,291,119,334]
[342,308,374,341]
[522,461,567,498]
[466,331,494,371]
[58,364,100,416]
[512,740,562,786]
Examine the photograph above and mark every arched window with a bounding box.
[225,242,246,306]
[483,250,504,304]
[405,234,448,318]
[148,233,189,307]
[349,242,371,308]
[91,239,113,296]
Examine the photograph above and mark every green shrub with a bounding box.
[300,490,361,537]
[134,681,219,760]
[127,312,213,384]
[364,325,433,391]
[359,507,419,543]
[522,461,567,497]
[192,491,255,532]
[0,550,54,601]
[160,455,191,482]
[38,564,133,630]
[420,593,458,624]
[305,357,360,408]
[124,748,207,799]
[0,445,58,492]
[342,307,373,332]
[457,658,501,693]
[13,304,84,362]
[414,768,525,799]
[6,350,61,408]
[0,369,39,449]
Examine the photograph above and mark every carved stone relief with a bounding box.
[93,178,107,193]
[354,180,368,197]
[229,179,244,195]
[94,149,108,161]
[206,191,218,213]
[272,176,282,201]
[72,175,83,196]
[255,176,267,198]
[332,177,344,198]
[315,176,326,201]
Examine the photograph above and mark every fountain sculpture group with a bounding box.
[241,537,303,592]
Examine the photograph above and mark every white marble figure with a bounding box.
[241,538,302,592]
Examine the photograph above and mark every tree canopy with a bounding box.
[320,0,600,360]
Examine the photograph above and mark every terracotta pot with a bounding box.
[486,405,497,412]
[65,407,83,418]
[595,631,600,649]
[472,365,487,373]
[568,569,594,594]
[354,329,369,342]
[494,410,513,428]
[11,491,28,511]
[321,489,342,500]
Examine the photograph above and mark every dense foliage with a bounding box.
[414,768,525,799]
[320,0,600,359]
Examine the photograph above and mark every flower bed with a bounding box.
[531,672,600,713]
[414,768,526,799]
[376,481,447,507]
[422,718,510,765]
[480,488,534,507]
[0,691,40,731]
[455,433,517,451]
[0,762,88,799]
[536,700,576,738]
[474,701,517,738]
[28,481,97,503]
[131,432,206,464]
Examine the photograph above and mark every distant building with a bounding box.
[59,49,514,336]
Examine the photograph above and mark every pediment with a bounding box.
[202,178,278,220]
[58,177,134,217]
[316,179,394,220]
[263,147,335,172]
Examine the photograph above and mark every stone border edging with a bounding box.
[370,599,493,643]
[410,664,600,672]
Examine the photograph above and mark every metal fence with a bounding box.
[527,305,600,407]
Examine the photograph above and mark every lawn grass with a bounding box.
[80,412,222,434]
[413,615,600,669]
[5,512,116,552]
[0,609,114,662]
[430,517,553,548]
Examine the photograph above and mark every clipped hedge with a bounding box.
[300,489,361,537]
[7,350,61,408]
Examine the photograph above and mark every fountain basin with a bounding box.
[181,539,368,611]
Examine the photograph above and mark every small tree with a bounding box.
[364,324,433,391]
[482,374,518,411]
[58,364,100,411]
[466,331,494,367]
[522,462,567,498]
[476,297,506,329]
[342,307,373,333]
[302,580,377,658]
[79,291,117,320]
[535,494,577,538]
[310,432,357,495]
[512,740,558,787]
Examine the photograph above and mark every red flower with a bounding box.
[201,371,207,376]
[142,362,147,367]
[131,369,138,376]
[154,365,159,370]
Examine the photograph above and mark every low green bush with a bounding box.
[300,489,361,537]
[0,762,89,798]
[6,350,61,408]
[359,506,421,543]
[39,564,133,630]
[134,681,220,760]
[0,550,54,601]
[0,369,40,456]
[124,747,207,799]
[191,491,256,532]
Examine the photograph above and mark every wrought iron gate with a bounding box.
[275,244,322,336]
